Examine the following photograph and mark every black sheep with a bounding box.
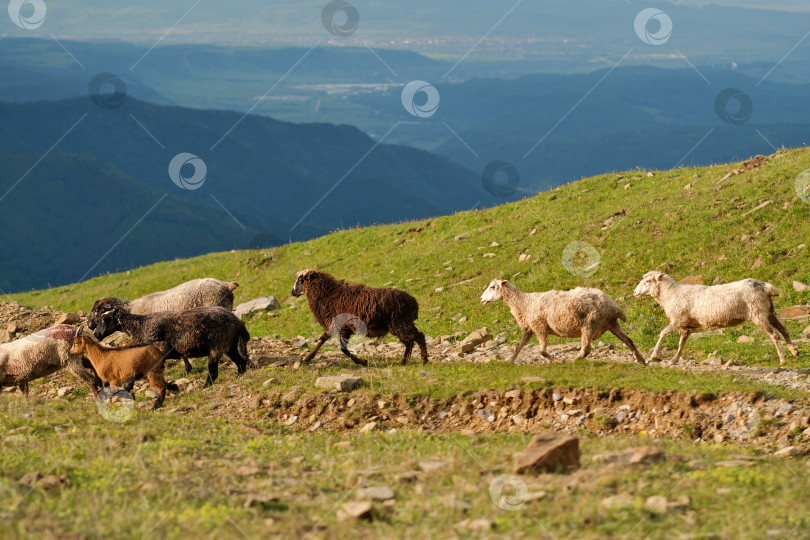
[93,306,250,386]
[291,269,428,366]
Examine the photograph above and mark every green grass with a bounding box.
[11,148,810,370]
[2,393,808,539]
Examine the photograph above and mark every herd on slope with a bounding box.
[0,270,800,409]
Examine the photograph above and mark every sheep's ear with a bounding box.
[654,273,664,282]
[499,280,507,286]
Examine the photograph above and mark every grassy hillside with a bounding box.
[12,147,810,367]
[5,148,810,539]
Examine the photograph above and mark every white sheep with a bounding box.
[480,279,646,363]
[0,325,99,395]
[87,278,238,373]
[88,278,239,327]
[633,271,799,364]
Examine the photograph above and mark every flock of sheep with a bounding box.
[0,269,800,409]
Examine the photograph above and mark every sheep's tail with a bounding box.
[238,327,250,362]
[227,281,239,292]
[617,309,627,322]
[763,283,779,297]
[166,382,180,392]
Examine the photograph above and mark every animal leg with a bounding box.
[535,334,553,360]
[183,358,192,375]
[18,382,29,397]
[669,329,691,365]
[392,324,428,365]
[416,331,428,365]
[204,353,222,387]
[400,339,414,366]
[66,357,101,397]
[337,328,368,366]
[509,329,533,363]
[756,321,788,365]
[574,328,592,360]
[769,312,798,358]
[303,332,329,363]
[650,324,675,362]
[609,322,646,364]
[227,344,248,376]
[145,369,167,410]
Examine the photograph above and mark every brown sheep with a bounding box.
[291,269,428,366]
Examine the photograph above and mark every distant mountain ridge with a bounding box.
[0,97,494,292]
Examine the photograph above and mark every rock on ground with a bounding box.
[234,297,281,319]
[592,446,665,466]
[314,375,362,392]
[513,432,580,474]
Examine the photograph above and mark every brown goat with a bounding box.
[70,328,177,409]
[291,269,428,366]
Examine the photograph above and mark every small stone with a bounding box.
[314,375,362,392]
[283,415,298,426]
[779,306,810,318]
[678,275,705,285]
[592,446,664,466]
[774,446,798,458]
[520,376,546,384]
[19,471,42,485]
[57,387,71,397]
[418,460,450,472]
[793,281,810,293]
[37,475,63,489]
[737,335,755,343]
[357,486,394,501]
[519,253,531,262]
[234,297,281,319]
[513,432,580,474]
[337,501,374,521]
[360,421,377,433]
[262,379,275,387]
[601,492,634,509]
[55,312,80,325]
[644,495,669,514]
[458,316,468,324]
[647,172,655,177]
[454,519,494,532]
[475,409,495,422]
[143,388,158,399]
